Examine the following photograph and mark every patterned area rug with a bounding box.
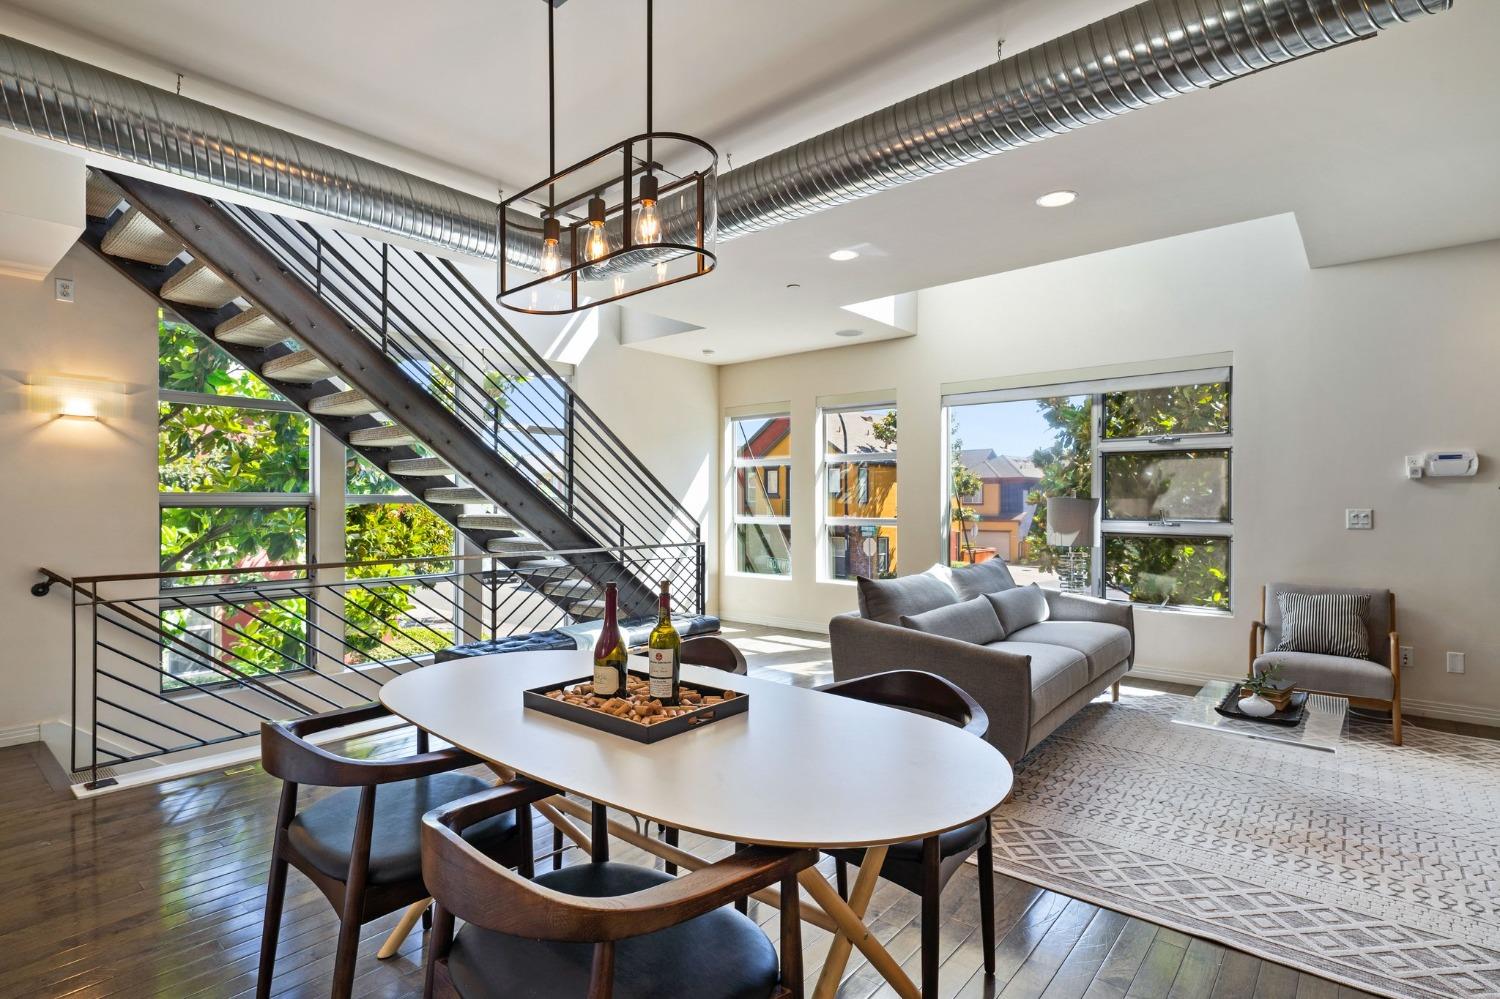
[989,688,1500,999]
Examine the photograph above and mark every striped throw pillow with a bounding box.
[1276,591,1371,660]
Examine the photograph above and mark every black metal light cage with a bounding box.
[497,131,718,315]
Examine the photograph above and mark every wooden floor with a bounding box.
[0,622,1437,998]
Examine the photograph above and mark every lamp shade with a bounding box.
[1046,496,1098,547]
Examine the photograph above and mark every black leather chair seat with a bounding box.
[446,862,779,999]
[287,772,515,886]
[827,817,989,895]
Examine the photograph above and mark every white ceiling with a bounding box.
[3,0,1498,364]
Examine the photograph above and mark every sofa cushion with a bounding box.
[988,641,1089,720]
[857,568,957,625]
[1006,620,1132,680]
[948,559,1018,601]
[901,595,1005,645]
[1275,591,1371,660]
[1254,651,1393,700]
[985,584,1050,635]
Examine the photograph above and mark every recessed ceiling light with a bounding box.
[834,329,863,338]
[785,282,801,289]
[828,249,860,261]
[1035,190,1077,208]
[701,348,716,355]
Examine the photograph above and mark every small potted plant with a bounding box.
[1237,664,1285,718]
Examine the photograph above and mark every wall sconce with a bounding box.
[28,374,125,422]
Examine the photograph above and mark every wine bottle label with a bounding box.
[594,663,621,696]
[647,648,676,699]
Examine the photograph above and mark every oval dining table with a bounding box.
[379,649,1013,998]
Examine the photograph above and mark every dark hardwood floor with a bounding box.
[0,624,1402,998]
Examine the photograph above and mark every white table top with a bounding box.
[380,651,1013,849]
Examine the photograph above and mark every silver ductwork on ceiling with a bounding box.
[0,0,1452,262]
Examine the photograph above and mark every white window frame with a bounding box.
[729,412,792,577]
[820,401,898,582]
[943,366,1232,612]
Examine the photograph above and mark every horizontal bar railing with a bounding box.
[36,540,704,788]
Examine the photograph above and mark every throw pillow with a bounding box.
[855,569,957,625]
[901,595,1006,644]
[948,559,1018,600]
[986,584,1050,635]
[1276,591,1371,659]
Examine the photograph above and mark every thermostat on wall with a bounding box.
[1407,450,1479,478]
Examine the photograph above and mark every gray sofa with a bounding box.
[829,560,1133,763]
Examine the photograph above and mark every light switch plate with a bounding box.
[54,277,75,303]
[1446,652,1466,674]
[1345,508,1374,530]
[1400,646,1414,669]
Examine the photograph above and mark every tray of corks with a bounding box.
[523,671,749,743]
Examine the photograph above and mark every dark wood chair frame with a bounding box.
[816,669,997,997]
[257,702,533,999]
[422,781,818,999]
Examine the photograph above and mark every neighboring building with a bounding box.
[737,415,791,517]
[825,411,898,579]
[951,449,1041,563]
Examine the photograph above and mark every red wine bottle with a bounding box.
[592,582,627,697]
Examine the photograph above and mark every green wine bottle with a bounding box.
[592,582,628,698]
[646,580,681,705]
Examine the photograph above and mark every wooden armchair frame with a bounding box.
[258,702,531,999]
[423,782,817,999]
[1248,585,1402,745]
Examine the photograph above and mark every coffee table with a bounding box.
[1170,679,1349,752]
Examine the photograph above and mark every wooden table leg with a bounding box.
[377,899,429,960]
[803,846,918,999]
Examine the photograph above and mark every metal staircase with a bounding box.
[81,169,698,621]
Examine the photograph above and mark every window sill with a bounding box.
[722,570,794,582]
[1122,601,1233,620]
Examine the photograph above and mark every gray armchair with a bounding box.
[1249,583,1402,745]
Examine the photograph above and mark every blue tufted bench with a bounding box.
[435,614,721,663]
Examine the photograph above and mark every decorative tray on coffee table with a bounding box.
[1213,684,1309,727]
[523,671,748,743]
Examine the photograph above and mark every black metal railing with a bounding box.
[215,199,699,557]
[36,542,704,787]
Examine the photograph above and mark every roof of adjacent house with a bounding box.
[960,448,1042,482]
[825,412,897,456]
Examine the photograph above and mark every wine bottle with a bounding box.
[646,580,681,705]
[592,582,628,698]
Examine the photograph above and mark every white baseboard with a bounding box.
[1130,663,1500,729]
[0,723,41,749]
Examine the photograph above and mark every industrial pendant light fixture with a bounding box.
[498,0,718,315]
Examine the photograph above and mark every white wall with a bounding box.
[0,243,160,742]
[716,215,1500,724]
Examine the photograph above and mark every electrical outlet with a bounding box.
[1446,652,1466,674]
[54,277,75,303]
[1400,646,1414,669]
[1345,508,1374,530]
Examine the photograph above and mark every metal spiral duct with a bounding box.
[0,0,1451,261]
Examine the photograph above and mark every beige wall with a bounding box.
[717,215,1500,725]
[0,243,161,742]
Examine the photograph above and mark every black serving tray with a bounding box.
[523,672,749,743]
[1214,684,1309,727]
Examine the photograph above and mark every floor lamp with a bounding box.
[1046,496,1099,594]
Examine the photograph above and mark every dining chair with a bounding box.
[815,669,996,996]
[422,780,818,999]
[257,702,534,999]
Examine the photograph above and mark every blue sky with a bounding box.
[951,398,1076,460]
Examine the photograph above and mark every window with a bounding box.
[730,413,792,575]
[822,403,897,580]
[345,449,457,665]
[944,367,1232,611]
[158,313,312,685]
